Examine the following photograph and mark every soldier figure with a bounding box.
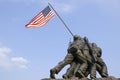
[50,35,88,79]
[90,43,108,79]
[81,37,108,79]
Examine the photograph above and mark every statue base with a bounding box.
[41,76,120,80]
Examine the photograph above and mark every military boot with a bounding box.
[50,69,56,79]
[75,70,85,78]
[101,73,108,78]
[90,76,96,80]
[62,74,69,79]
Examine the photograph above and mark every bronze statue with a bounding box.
[50,35,109,79]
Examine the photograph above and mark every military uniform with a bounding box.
[62,37,92,79]
[50,35,88,79]
[90,43,108,79]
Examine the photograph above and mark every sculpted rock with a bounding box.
[41,76,119,80]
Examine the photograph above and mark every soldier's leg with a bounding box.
[82,49,92,77]
[62,61,77,79]
[90,63,97,79]
[73,49,88,78]
[84,67,90,77]
[75,63,88,78]
[102,64,108,77]
[73,63,81,76]
[96,58,108,77]
[50,53,74,78]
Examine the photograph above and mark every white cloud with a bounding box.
[0,56,12,68]
[1,0,119,15]
[0,47,28,69]
[92,0,120,15]
[0,47,12,68]
[51,0,120,15]
[11,57,28,69]
[11,57,28,63]
[0,0,34,3]
[55,3,73,13]
[0,47,11,57]
[90,0,120,16]
[48,0,75,14]
[0,0,38,5]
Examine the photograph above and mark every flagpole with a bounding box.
[48,2,74,37]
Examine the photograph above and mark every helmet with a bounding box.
[83,36,88,42]
[73,35,81,40]
[92,43,97,47]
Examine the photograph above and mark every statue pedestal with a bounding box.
[41,76,119,80]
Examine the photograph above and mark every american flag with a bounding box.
[25,6,55,27]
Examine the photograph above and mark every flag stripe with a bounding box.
[37,11,54,25]
[26,11,54,27]
[26,6,55,28]
[35,12,53,26]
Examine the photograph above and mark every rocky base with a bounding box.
[41,76,119,80]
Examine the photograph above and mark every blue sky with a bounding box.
[0,0,120,80]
